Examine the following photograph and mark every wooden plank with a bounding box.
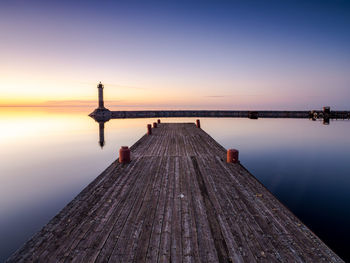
[170,157,183,263]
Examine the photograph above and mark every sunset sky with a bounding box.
[1,0,349,110]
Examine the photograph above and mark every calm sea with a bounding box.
[1,108,349,261]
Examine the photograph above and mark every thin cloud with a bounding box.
[44,100,123,107]
[203,95,228,98]
[78,81,145,90]
[0,100,123,107]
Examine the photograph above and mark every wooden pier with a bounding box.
[7,123,343,262]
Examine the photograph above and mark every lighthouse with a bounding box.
[97,82,105,109]
[89,82,111,120]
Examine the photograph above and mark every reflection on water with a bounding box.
[98,121,106,148]
[0,108,350,261]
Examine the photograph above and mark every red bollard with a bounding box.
[227,149,239,163]
[147,124,152,135]
[119,146,131,163]
[153,122,157,128]
[196,119,201,128]
[157,119,161,124]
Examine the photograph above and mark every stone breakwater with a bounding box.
[89,109,350,120]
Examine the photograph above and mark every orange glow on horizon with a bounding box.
[0,72,333,110]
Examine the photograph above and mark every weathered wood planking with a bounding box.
[7,123,343,262]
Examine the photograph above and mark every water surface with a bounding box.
[0,108,349,261]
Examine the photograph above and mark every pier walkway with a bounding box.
[8,123,342,262]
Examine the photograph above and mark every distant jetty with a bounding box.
[89,82,350,122]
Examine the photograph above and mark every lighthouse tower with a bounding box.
[89,81,111,120]
[97,82,105,109]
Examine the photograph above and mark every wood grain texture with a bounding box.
[7,123,343,263]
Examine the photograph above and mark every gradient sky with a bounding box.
[1,0,349,110]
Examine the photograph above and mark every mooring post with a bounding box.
[153,122,157,128]
[147,124,152,135]
[323,106,330,114]
[119,146,131,163]
[157,119,161,124]
[196,119,201,128]
[227,149,239,163]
